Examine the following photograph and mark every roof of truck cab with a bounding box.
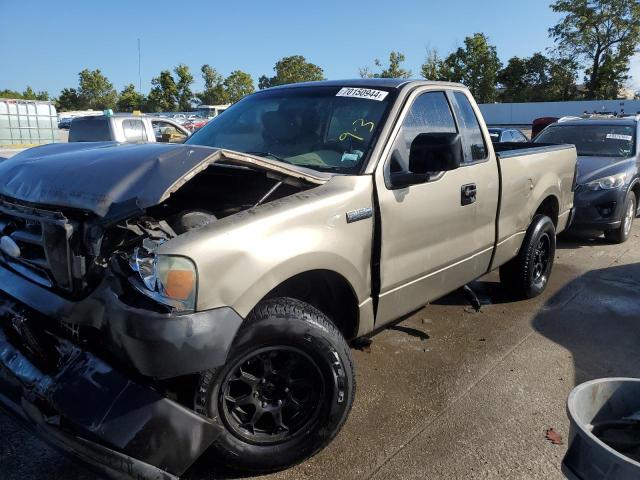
[267,78,466,90]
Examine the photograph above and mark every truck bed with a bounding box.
[490,142,576,270]
[493,142,572,157]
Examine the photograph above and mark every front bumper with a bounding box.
[0,264,243,379]
[569,186,626,231]
[0,311,222,479]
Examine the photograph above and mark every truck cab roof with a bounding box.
[267,78,467,91]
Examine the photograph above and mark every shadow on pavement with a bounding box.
[532,262,640,386]
[556,231,611,250]
[432,279,512,307]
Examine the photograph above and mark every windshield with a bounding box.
[186,86,395,173]
[68,117,111,142]
[534,124,636,158]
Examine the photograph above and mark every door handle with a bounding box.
[461,183,477,206]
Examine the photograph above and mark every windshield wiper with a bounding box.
[244,151,290,164]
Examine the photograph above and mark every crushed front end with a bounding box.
[0,144,320,477]
[0,295,221,479]
[0,196,242,478]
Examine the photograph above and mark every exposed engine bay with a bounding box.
[0,163,312,306]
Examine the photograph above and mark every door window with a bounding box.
[122,119,147,142]
[390,91,457,172]
[152,121,187,143]
[451,91,488,163]
[513,130,527,142]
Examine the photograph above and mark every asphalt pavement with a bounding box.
[2,223,640,479]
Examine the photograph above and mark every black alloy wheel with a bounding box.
[220,346,325,445]
[531,233,551,289]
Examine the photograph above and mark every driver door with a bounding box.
[373,88,499,325]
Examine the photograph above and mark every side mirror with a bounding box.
[409,132,463,173]
[389,132,463,189]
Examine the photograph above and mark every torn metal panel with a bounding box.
[0,320,221,478]
[0,142,330,219]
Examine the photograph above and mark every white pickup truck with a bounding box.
[68,113,191,143]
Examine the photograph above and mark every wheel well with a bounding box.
[535,195,559,227]
[263,270,359,340]
[631,182,640,206]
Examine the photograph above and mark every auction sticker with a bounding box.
[606,133,633,141]
[336,87,389,101]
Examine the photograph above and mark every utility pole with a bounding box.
[138,38,142,92]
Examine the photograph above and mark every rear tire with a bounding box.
[195,297,355,473]
[500,215,556,299]
[604,194,635,244]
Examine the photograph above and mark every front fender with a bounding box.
[159,175,375,318]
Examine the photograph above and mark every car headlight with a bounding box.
[585,172,628,191]
[129,248,197,311]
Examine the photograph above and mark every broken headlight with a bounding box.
[130,248,197,311]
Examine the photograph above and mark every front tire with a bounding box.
[195,297,355,473]
[604,194,636,244]
[500,214,556,299]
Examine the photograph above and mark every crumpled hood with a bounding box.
[576,155,635,185]
[0,142,328,219]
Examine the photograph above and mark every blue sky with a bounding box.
[1,0,638,96]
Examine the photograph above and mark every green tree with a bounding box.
[56,88,84,111]
[550,0,640,99]
[360,51,412,79]
[197,64,227,104]
[174,64,194,111]
[116,84,145,112]
[21,86,49,100]
[0,89,22,99]
[78,69,118,110]
[420,48,445,80]
[259,55,324,89]
[497,56,529,102]
[224,70,254,103]
[548,57,579,101]
[146,70,179,111]
[0,87,49,100]
[498,53,579,102]
[438,33,502,103]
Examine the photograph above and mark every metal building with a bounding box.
[479,99,640,126]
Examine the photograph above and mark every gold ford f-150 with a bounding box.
[0,79,576,478]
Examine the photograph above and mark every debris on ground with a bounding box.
[461,284,482,312]
[545,428,563,445]
[352,337,372,353]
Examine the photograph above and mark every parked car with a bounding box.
[57,117,72,129]
[534,116,639,243]
[531,117,559,138]
[184,117,209,131]
[488,127,529,143]
[68,114,190,143]
[0,79,576,478]
[171,113,188,125]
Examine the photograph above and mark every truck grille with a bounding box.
[0,199,82,291]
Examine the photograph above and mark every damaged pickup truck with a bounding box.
[0,79,577,478]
